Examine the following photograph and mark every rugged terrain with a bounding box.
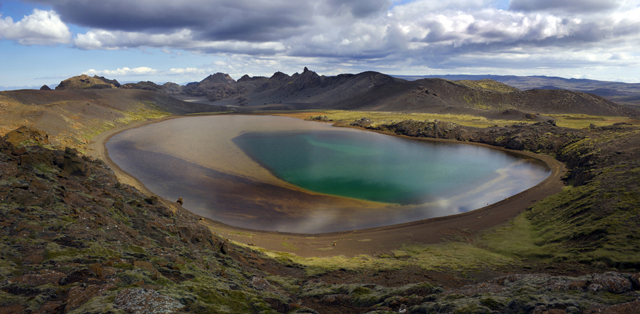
[61,70,640,119]
[1,73,640,313]
[2,119,640,313]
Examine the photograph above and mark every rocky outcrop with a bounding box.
[55,74,116,90]
[62,147,90,176]
[3,126,50,147]
[350,118,582,155]
[122,81,163,91]
[93,75,121,88]
[39,85,51,91]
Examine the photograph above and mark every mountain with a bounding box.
[179,68,639,117]
[45,70,640,117]
[396,74,640,108]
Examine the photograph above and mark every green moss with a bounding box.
[453,302,491,314]
[280,242,299,251]
[66,294,124,314]
[0,290,25,306]
[305,110,529,128]
[264,275,300,293]
[34,163,59,174]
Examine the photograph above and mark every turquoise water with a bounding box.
[106,115,551,233]
[234,130,515,205]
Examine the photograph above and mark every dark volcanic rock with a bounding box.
[62,147,90,176]
[40,85,52,91]
[122,81,162,91]
[93,75,121,87]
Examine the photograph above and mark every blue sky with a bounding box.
[1,0,639,89]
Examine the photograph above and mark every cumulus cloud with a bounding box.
[85,67,158,76]
[166,67,205,75]
[0,9,71,45]
[84,67,206,78]
[74,28,287,54]
[18,0,640,76]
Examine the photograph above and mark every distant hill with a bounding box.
[0,88,228,150]
[34,70,640,118]
[55,74,118,90]
[395,74,640,108]
[161,68,639,117]
[0,85,41,91]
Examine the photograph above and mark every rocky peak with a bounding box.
[292,67,321,90]
[269,71,290,81]
[40,85,52,91]
[55,74,116,90]
[93,75,121,88]
[201,73,235,85]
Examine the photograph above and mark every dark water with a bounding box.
[106,116,551,233]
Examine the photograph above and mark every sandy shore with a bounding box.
[92,114,566,258]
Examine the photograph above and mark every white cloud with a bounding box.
[84,67,158,76]
[73,28,287,55]
[83,67,209,79]
[166,67,205,75]
[0,9,71,45]
[8,0,639,82]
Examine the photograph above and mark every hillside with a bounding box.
[398,74,640,108]
[45,71,640,118]
[55,75,118,90]
[0,88,226,152]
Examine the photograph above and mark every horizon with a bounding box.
[3,70,640,92]
[1,0,640,88]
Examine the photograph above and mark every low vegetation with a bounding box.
[309,110,531,128]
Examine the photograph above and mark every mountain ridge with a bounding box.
[117,69,640,117]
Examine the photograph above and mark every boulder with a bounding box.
[3,126,50,147]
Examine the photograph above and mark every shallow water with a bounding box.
[106,115,551,233]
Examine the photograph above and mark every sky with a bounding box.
[1,0,640,89]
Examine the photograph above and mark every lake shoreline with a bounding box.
[94,113,566,258]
